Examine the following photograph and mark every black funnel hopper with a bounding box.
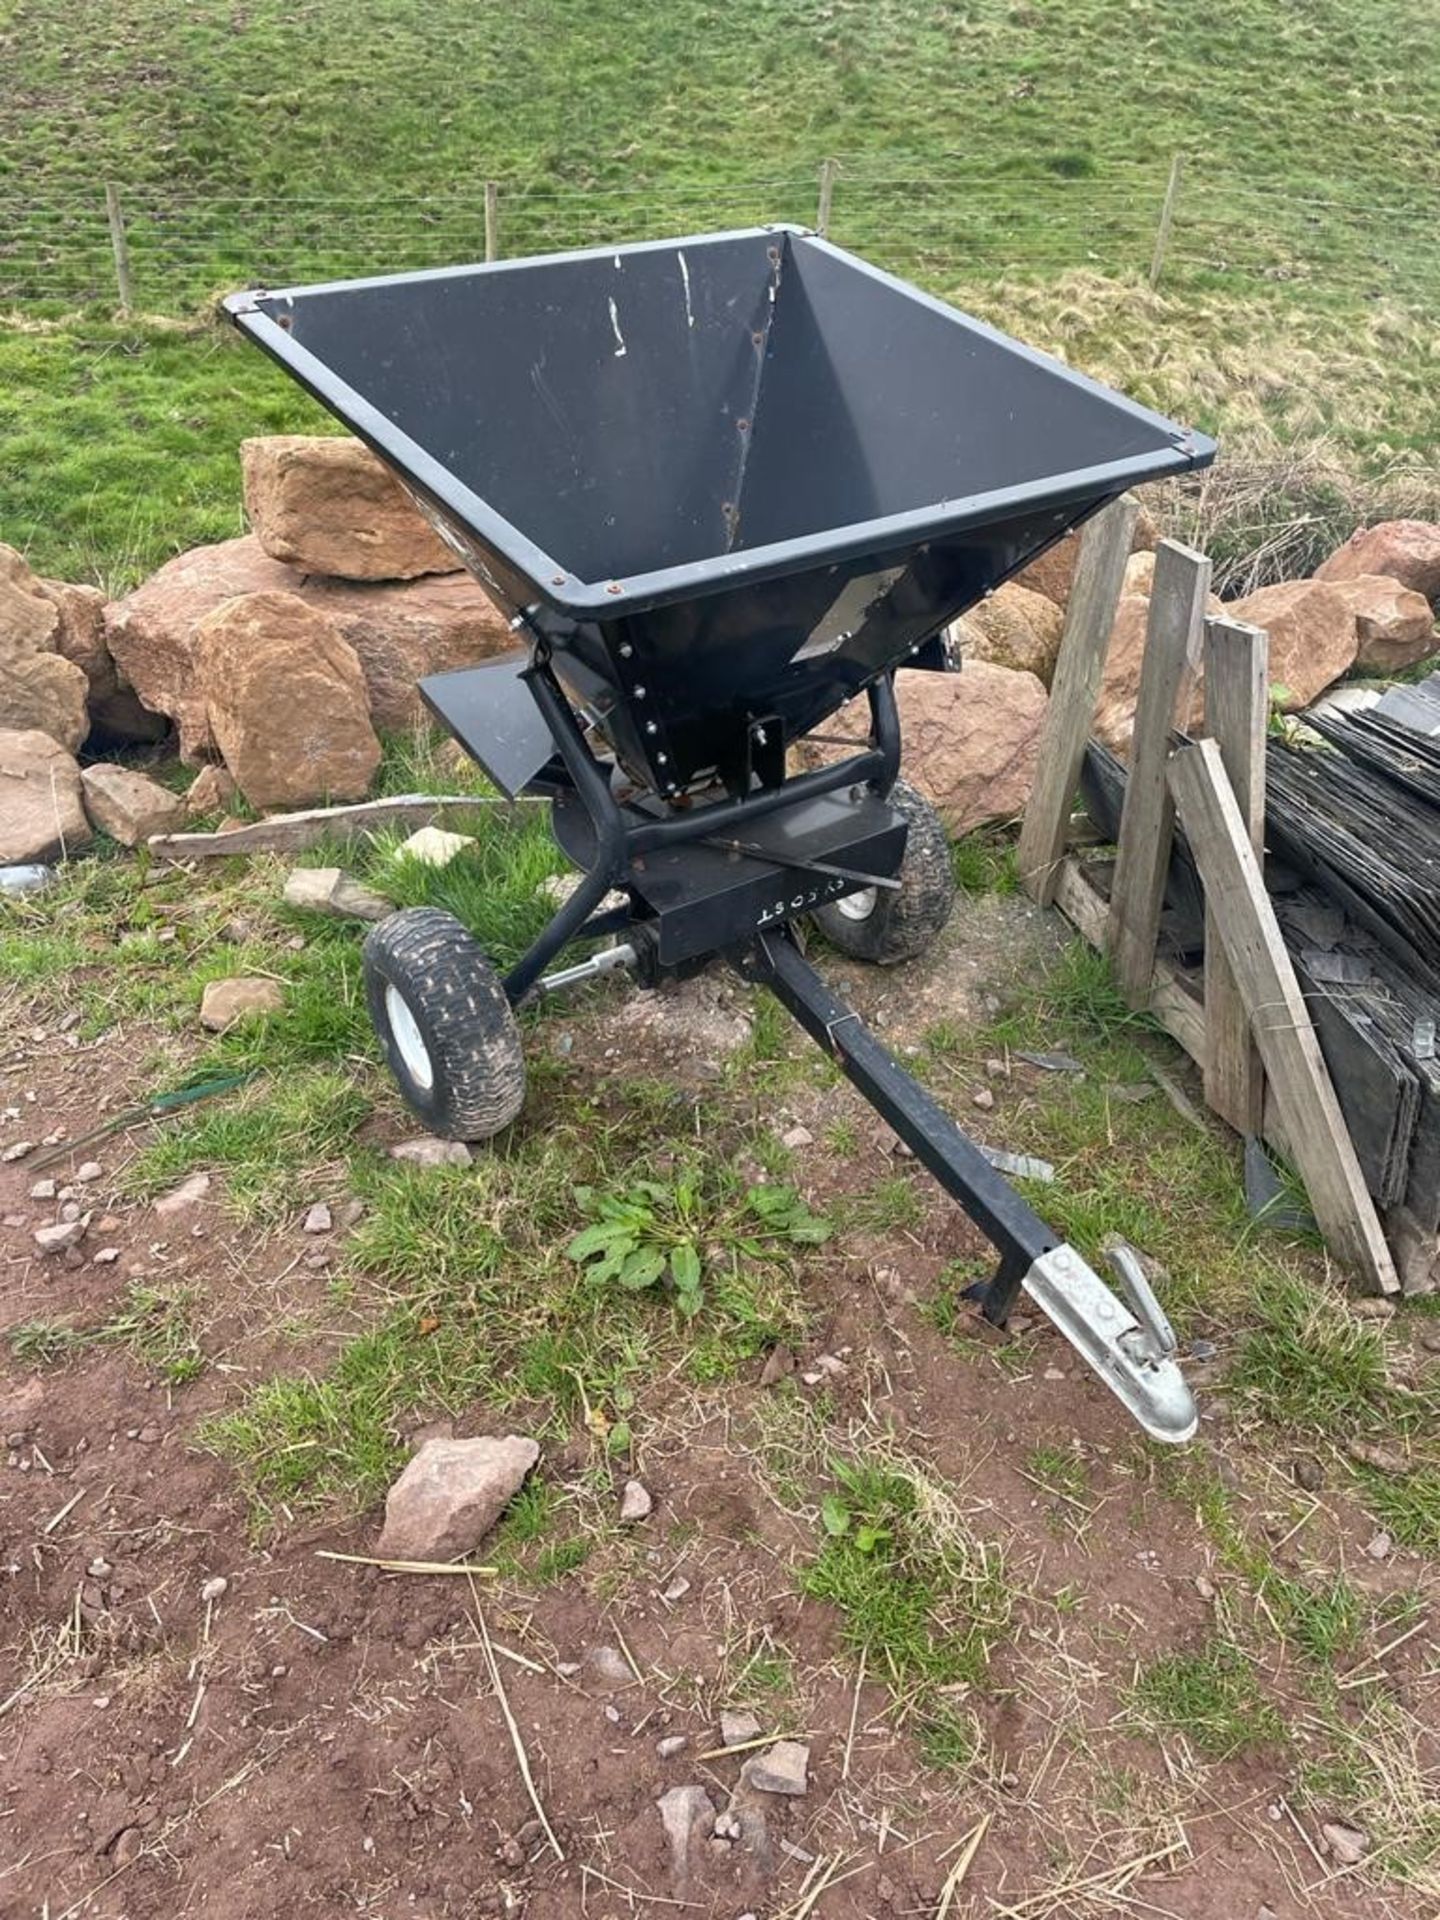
[228,228,1213,794]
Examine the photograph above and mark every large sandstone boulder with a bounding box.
[0,729,92,863]
[105,537,295,759]
[954,582,1065,684]
[0,648,90,753]
[1228,579,1359,711]
[105,536,512,759]
[894,663,1048,835]
[0,546,90,753]
[39,579,114,698]
[300,571,514,730]
[194,591,382,810]
[0,545,60,653]
[1315,520,1440,605]
[1121,549,1157,597]
[1093,593,1215,755]
[1095,574,1362,755]
[1012,502,1158,607]
[242,435,459,582]
[2,548,161,752]
[1325,573,1436,673]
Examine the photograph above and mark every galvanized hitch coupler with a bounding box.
[228,225,1213,1444]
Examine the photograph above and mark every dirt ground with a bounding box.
[2,890,1436,1920]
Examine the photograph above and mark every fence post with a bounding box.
[816,158,837,239]
[484,180,500,262]
[1148,153,1182,289]
[104,181,134,315]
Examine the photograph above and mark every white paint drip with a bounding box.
[677,250,694,328]
[608,296,627,357]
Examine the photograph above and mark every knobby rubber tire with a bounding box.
[363,907,526,1140]
[812,779,956,965]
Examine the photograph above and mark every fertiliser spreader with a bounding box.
[228,226,1215,1442]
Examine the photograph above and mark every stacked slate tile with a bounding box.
[1081,693,1440,1272]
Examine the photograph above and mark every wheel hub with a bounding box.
[385,984,435,1092]
[834,884,878,923]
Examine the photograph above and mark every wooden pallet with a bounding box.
[1016,504,1400,1295]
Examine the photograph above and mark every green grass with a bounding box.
[8,0,1436,221]
[0,927,86,982]
[8,1278,207,1385]
[952,832,1019,898]
[837,1173,927,1235]
[1264,1569,1367,1667]
[1147,1451,1388,1683]
[8,1319,89,1367]
[800,1447,1013,1751]
[1228,1266,1423,1438]
[917,1703,982,1775]
[363,819,565,975]
[3,0,1438,584]
[2,847,376,1056]
[1129,1638,1283,1760]
[919,933,1440,1565]
[936,941,1269,1327]
[200,1327,410,1515]
[1025,1443,1089,1505]
[1354,1466,1440,1557]
[1298,1698,1440,1897]
[124,1070,371,1222]
[0,732,558,1070]
[202,1107,818,1526]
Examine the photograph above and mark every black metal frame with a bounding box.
[498,657,1048,1318]
[736,927,1054,1318]
[501,655,901,1000]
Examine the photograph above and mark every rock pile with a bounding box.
[105,436,514,779]
[0,435,516,861]
[4,436,1439,872]
[948,514,1439,763]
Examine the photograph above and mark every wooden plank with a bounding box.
[148,793,532,861]
[1058,854,1409,1215]
[1202,616,1269,1133]
[1169,738,1399,1293]
[1017,496,1139,906]
[1105,541,1211,1003]
[1054,856,1207,1061]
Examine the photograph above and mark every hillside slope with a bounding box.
[1,0,1436,584]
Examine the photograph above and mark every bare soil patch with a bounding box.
[2,892,1437,1920]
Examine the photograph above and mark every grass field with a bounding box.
[2,0,1438,588]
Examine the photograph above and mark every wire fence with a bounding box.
[2,157,1434,317]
